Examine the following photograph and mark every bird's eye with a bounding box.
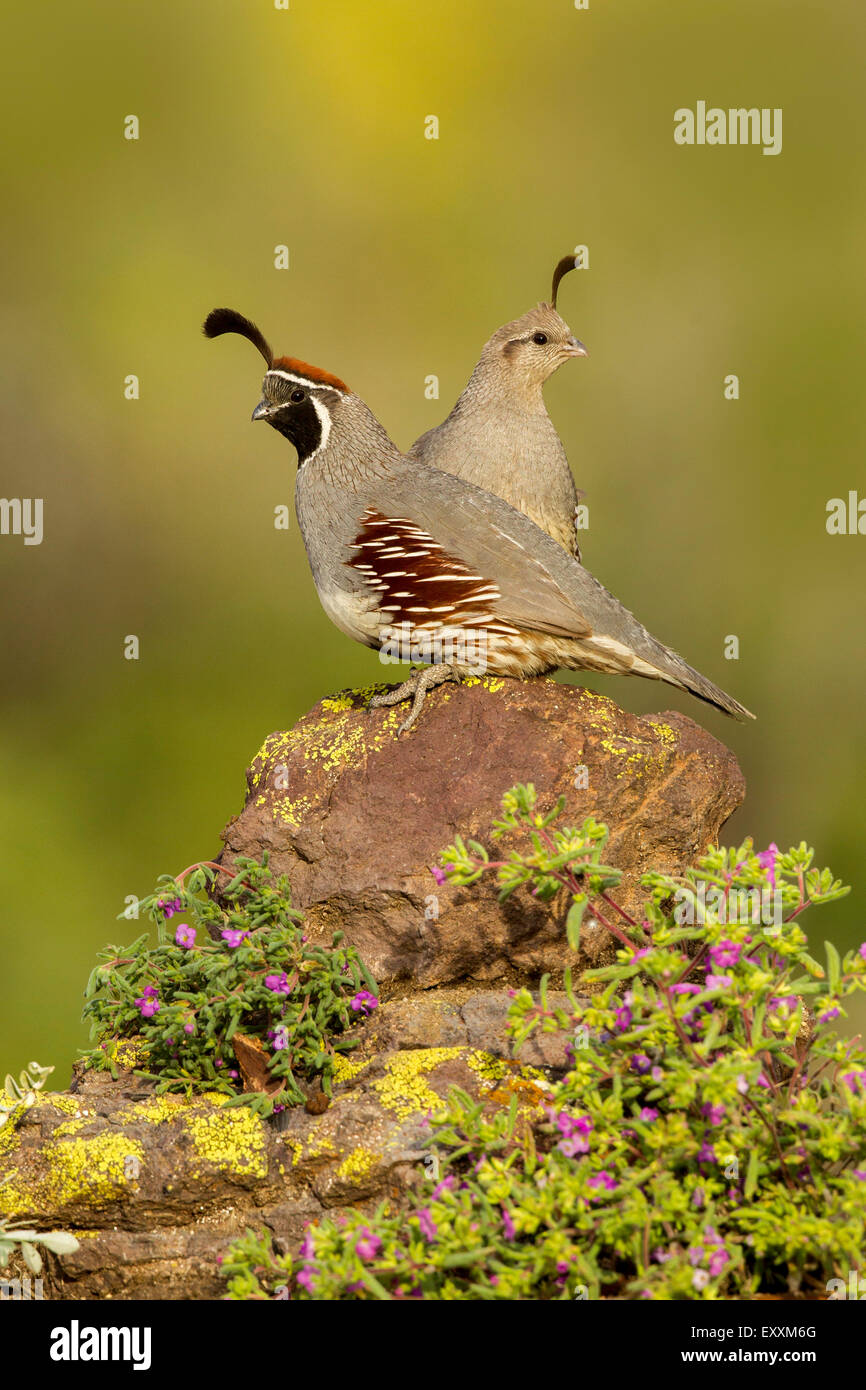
[532,332,548,345]
[290,388,306,403]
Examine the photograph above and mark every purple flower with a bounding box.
[613,1005,632,1033]
[221,928,249,948]
[556,1260,569,1275]
[587,1170,617,1193]
[159,896,183,919]
[183,1021,195,1035]
[705,973,732,990]
[841,1071,866,1094]
[631,1054,651,1074]
[697,1141,716,1163]
[671,982,701,996]
[417,1208,437,1242]
[501,1208,516,1241]
[355,1227,382,1262]
[736,1074,749,1095]
[757,842,779,889]
[135,985,160,1018]
[431,866,448,886]
[709,939,741,969]
[692,1268,710,1291]
[175,923,196,948]
[852,1170,866,1181]
[296,1267,316,1292]
[701,1102,726,1126]
[708,1248,729,1278]
[651,1066,664,1083]
[349,990,379,1016]
[859,943,866,961]
[265,972,291,995]
[818,1004,841,1023]
[268,1025,289,1052]
[299,1232,315,1260]
[639,1107,659,1122]
[432,1176,455,1199]
[692,1187,705,1209]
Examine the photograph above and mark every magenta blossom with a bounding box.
[175,923,196,948]
[639,1107,659,1122]
[417,1208,437,1242]
[501,1208,516,1240]
[818,1004,841,1023]
[587,1170,617,1193]
[350,990,379,1016]
[430,866,448,886]
[709,939,741,969]
[135,984,160,1018]
[756,842,779,889]
[221,928,249,948]
[701,1102,726,1126]
[705,973,732,990]
[265,972,291,995]
[354,1227,382,1262]
[159,896,183,919]
[631,1054,651,1074]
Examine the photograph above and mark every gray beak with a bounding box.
[565,338,589,358]
[251,399,270,421]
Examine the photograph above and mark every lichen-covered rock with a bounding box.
[219,676,745,986]
[0,1007,556,1300]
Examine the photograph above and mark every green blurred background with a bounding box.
[2,0,865,1083]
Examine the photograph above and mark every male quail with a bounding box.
[409,255,587,557]
[204,308,754,734]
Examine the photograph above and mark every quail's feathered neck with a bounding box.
[462,354,550,414]
[300,391,407,490]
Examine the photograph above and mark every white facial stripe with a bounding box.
[266,368,345,394]
[307,393,330,458]
[265,369,334,463]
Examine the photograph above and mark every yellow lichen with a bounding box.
[302,1131,338,1161]
[184,1108,268,1179]
[335,1146,379,1184]
[373,1048,463,1120]
[281,1136,303,1166]
[320,694,355,714]
[331,1054,371,1084]
[42,1094,86,1118]
[0,1132,146,1219]
[104,1038,149,1069]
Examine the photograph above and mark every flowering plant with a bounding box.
[82,855,377,1113]
[223,787,866,1299]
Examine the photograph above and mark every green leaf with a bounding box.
[744,1148,761,1198]
[824,940,841,994]
[566,896,587,952]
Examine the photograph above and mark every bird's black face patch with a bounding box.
[264,395,324,464]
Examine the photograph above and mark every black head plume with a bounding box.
[550,254,578,310]
[203,308,273,367]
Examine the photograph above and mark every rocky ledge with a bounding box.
[0,676,744,1299]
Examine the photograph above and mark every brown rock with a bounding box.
[218,676,744,986]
